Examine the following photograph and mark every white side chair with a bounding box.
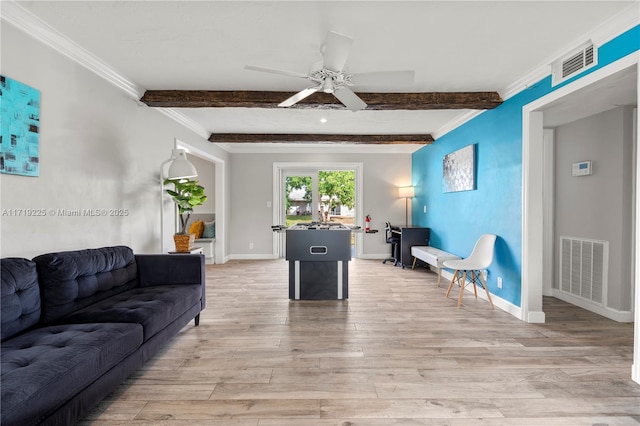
[442,234,497,309]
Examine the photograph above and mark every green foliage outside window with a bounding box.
[285,171,355,219]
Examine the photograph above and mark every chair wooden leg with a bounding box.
[478,272,494,309]
[445,270,458,298]
[411,257,417,270]
[457,270,466,308]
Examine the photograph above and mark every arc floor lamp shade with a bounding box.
[166,149,198,180]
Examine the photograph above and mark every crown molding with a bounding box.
[1,0,144,100]
[432,110,485,141]
[156,108,210,141]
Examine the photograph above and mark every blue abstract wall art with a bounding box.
[0,75,40,177]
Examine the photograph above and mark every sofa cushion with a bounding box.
[33,246,138,324]
[1,322,143,426]
[1,258,41,342]
[202,220,215,238]
[57,284,202,341]
[189,220,204,238]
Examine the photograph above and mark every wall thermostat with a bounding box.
[572,160,592,176]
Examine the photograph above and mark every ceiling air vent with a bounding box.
[552,41,597,86]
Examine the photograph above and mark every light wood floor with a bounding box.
[80,258,640,425]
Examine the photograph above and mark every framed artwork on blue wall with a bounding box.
[0,75,40,177]
[443,144,476,193]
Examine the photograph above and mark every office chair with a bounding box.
[443,234,497,309]
[382,221,400,266]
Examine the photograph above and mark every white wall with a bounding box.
[553,106,635,312]
[1,24,228,258]
[229,152,413,258]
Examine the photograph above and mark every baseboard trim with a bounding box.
[552,290,634,322]
[358,254,392,260]
[527,311,546,324]
[229,254,279,261]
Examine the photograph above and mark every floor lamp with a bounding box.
[398,186,415,227]
[160,149,198,252]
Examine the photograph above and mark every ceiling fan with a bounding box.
[245,31,415,112]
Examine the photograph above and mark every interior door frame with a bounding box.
[522,54,639,383]
[273,162,363,259]
[175,139,226,264]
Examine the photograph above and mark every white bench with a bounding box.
[411,246,461,287]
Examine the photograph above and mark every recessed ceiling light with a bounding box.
[320,117,327,123]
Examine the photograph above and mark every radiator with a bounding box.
[559,236,608,305]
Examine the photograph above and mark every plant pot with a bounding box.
[173,233,196,252]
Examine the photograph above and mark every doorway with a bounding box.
[522,56,639,383]
[176,139,226,265]
[273,162,363,258]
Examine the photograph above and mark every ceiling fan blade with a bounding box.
[278,86,320,107]
[333,86,367,112]
[323,31,353,72]
[350,70,415,86]
[244,65,308,79]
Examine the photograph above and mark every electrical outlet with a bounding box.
[481,270,488,281]
[423,205,427,213]
[249,242,254,250]
[497,277,503,289]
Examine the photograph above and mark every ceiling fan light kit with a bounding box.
[246,30,415,112]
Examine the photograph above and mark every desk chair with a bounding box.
[443,234,496,309]
[382,221,400,266]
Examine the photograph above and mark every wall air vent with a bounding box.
[552,41,597,86]
[559,236,608,305]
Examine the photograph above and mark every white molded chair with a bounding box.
[442,234,497,309]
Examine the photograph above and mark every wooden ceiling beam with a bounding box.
[207,133,434,144]
[140,90,502,110]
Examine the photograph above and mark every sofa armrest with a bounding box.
[135,254,206,310]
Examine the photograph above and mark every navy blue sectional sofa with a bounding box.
[1,246,205,426]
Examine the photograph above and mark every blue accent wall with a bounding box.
[411,25,639,307]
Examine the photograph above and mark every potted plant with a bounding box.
[164,178,207,252]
